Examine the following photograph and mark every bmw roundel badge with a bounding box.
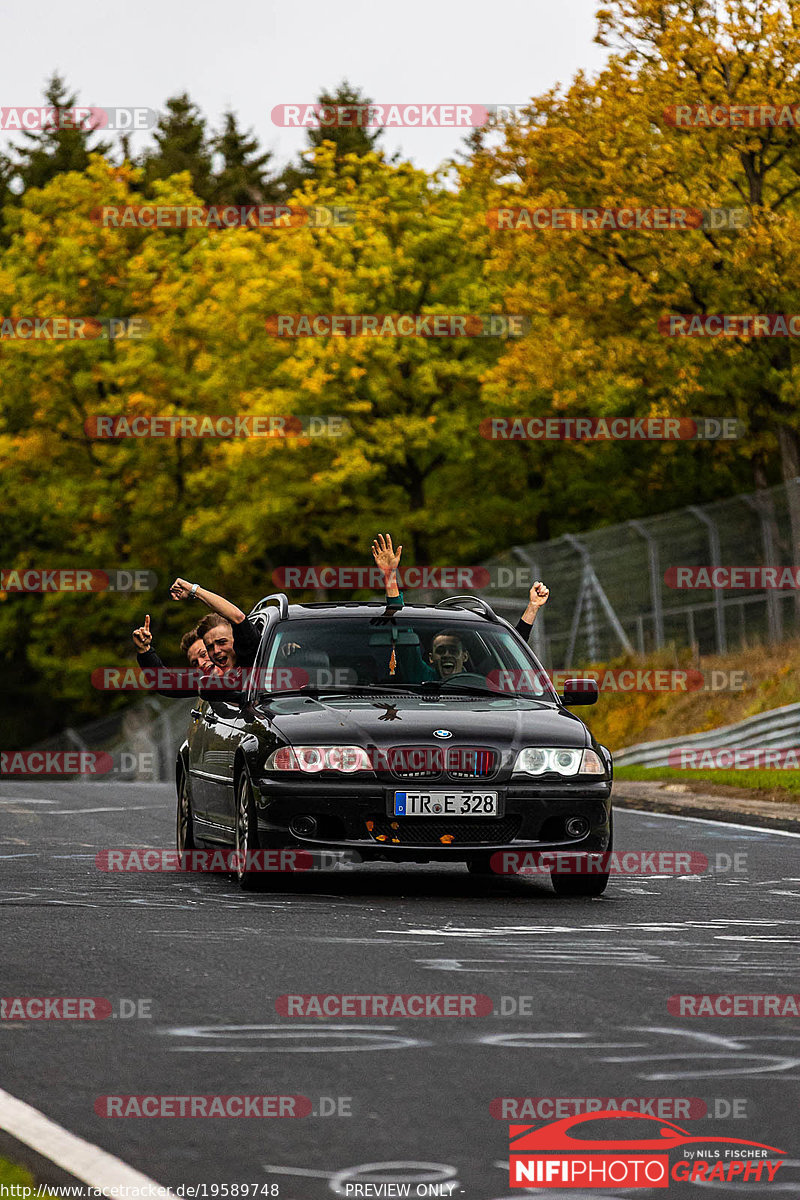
[433,729,453,739]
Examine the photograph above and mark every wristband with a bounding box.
[190,583,199,597]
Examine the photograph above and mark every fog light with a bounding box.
[290,815,318,838]
[565,816,590,839]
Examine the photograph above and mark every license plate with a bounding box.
[393,791,498,817]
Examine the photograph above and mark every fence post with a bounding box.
[628,519,664,650]
[563,535,633,664]
[688,505,727,654]
[744,492,782,644]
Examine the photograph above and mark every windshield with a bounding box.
[257,615,558,699]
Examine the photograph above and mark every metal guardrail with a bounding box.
[418,477,800,665]
[615,701,800,767]
[22,697,194,782]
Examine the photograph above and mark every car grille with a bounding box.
[366,814,522,846]
[386,747,498,781]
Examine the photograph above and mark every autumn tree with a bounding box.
[12,73,111,193]
[210,111,279,206]
[142,93,214,200]
[280,81,384,196]
[463,0,800,540]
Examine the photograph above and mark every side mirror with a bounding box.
[561,678,598,706]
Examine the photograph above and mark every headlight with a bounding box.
[513,747,604,777]
[265,745,372,774]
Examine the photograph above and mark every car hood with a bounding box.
[258,693,592,751]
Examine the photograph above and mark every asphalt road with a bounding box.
[1,779,799,1199]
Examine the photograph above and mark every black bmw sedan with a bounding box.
[176,594,613,894]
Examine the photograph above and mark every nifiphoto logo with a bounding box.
[508,1111,786,1188]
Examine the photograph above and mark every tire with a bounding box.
[235,771,263,891]
[550,815,613,898]
[176,769,196,852]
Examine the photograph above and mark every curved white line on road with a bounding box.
[621,806,800,837]
[0,1086,172,1194]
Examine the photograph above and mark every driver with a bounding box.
[429,632,469,679]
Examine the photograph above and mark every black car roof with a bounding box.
[248,593,513,626]
[284,602,496,624]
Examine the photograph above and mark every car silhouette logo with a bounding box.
[509,1111,786,1189]
[509,1111,785,1154]
[433,730,453,739]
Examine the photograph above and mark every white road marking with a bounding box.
[45,806,162,815]
[0,799,58,804]
[160,1023,427,1053]
[0,1086,172,1193]
[620,806,800,837]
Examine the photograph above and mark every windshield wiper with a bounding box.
[260,687,353,700]
[419,682,497,697]
[261,684,420,700]
[355,684,421,695]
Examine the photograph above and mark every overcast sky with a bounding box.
[2,0,608,174]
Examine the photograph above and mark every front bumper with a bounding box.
[254,777,612,858]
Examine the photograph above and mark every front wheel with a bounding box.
[235,772,263,891]
[551,815,613,897]
[176,769,196,851]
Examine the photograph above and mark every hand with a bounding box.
[371,533,403,576]
[529,581,549,609]
[280,643,302,658]
[132,614,152,652]
[170,577,195,601]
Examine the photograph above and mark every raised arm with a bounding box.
[371,533,403,602]
[169,578,246,624]
[516,581,549,642]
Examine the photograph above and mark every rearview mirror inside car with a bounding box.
[368,631,421,646]
[561,678,599,706]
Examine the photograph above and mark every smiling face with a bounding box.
[204,622,236,670]
[429,633,469,679]
[186,637,214,674]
